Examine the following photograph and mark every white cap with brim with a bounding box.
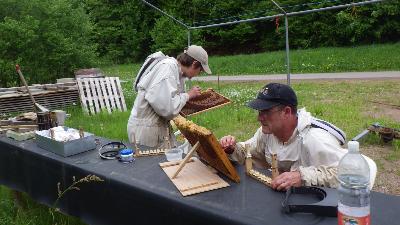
[185,45,212,74]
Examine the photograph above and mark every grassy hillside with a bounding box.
[102,42,400,78]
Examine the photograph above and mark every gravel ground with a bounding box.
[362,145,400,196]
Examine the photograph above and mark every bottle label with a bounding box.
[338,203,370,225]
[338,212,370,225]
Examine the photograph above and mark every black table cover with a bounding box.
[0,136,399,225]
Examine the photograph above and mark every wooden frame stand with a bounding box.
[160,142,229,196]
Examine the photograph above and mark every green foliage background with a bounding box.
[1,0,399,86]
[0,0,97,87]
[85,0,399,60]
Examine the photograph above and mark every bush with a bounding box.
[0,0,97,87]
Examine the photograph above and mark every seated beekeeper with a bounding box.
[127,45,212,148]
[220,82,377,190]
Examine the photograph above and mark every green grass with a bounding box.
[59,79,400,145]
[102,42,400,78]
[0,186,84,225]
[2,43,400,224]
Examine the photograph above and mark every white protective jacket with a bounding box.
[127,52,189,148]
[230,108,348,188]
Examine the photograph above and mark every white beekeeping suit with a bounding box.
[127,52,189,148]
[230,108,348,188]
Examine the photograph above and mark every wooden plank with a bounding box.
[271,153,279,179]
[172,142,200,179]
[94,78,106,113]
[105,77,117,110]
[0,95,78,105]
[115,77,127,111]
[89,78,100,114]
[99,78,112,114]
[109,77,122,111]
[0,86,77,96]
[83,79,95,115]
[0,94,79,114]
[77,78,89,114]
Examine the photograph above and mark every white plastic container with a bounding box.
[180,140,190,154]
[165,147,183,162]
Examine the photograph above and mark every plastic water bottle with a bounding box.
[338,141,370,225]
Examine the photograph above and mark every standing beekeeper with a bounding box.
[127,45,212,148]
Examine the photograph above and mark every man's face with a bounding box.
[257,106,284,134]
[183,61,203,79]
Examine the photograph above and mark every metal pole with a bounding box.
[141,0,384,88]
[271,0,291,86]
[187,30,191,47]
[187,30,192,89]
[190,0,383,29]
[285,15,290,86]
[141,0,189,29]
[286,0,383,17]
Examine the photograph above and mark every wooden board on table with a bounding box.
[76,77,127,115]
[172,115,240,183]
[160,159,229,196]
[180,89,231,117]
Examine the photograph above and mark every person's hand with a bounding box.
[220,135,236,154]
[271,171,302,191]
[188,86,201,100]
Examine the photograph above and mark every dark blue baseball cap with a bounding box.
[247,83,298,111]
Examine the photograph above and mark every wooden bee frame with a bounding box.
[180,89,231,117]
[248,170,272,187]
[131,133,167,157]
[245,146,274,187]
[135,148,167,157]
[172,115,240,183]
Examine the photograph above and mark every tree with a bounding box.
[0,0,97,87]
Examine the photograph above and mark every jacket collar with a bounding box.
[283,108,311,145]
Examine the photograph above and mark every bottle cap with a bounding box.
[120,148,134,155]
[347,141,359,152]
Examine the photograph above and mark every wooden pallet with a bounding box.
[76,77,127,115]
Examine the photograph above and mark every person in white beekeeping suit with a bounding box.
[220,82,377,190]
[127,45,211,148]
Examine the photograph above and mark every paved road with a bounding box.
[192,71,400,82]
